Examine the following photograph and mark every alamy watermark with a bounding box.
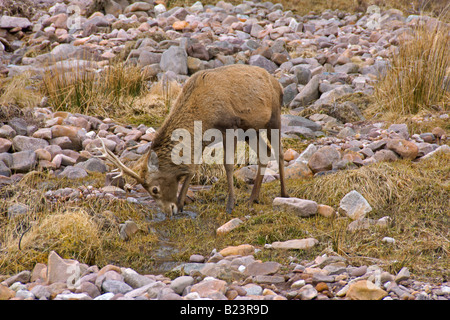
[170,121,280,166]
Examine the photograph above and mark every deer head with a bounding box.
[95,139,179,216]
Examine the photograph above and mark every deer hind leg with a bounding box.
[248,130,270,205]
[277,124,288,198]
[279,155,288,197]
[223,133,236,214]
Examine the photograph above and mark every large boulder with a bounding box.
[12,136,49,152]
[339,190,372,220]
[249,55,278,73]
[0,16,31,29]
[160,46,188,75]
[290,75,320,108]
[307,146,341,173]
[10,150,37,173]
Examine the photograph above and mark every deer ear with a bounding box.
[147,150,159,172]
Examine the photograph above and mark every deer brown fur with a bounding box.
[101,64,288,216]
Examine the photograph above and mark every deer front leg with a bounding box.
[223,133,237,213]
[224,163,236,214]
[177,173,193,213]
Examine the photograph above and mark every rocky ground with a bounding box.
[0,247,449,300]
[0,0,449,300]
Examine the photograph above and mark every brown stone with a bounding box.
[317,204,335,218]
[244,261,281,276]
[315,282,329,292]
[386,138,418,160]
[346,280,388,300]
[190,279,227,298]
[0,284,15,300]
[172,21,189,31]
[219,244,254,257]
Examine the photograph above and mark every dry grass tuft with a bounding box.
[0,72,43,110]
[370,23,450,118]
[41,61,147,118]
[124,78,182,127]
[1,209,102,272]
[41,63,183,128]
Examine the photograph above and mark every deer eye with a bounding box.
[151,186,160,195]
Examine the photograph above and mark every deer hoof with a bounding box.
[226,203,235,214]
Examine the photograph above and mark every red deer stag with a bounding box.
[97,64,288,216]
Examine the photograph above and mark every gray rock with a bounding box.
[138,51,162,67]
[249,55,278,73]
[295,144,318,164]
[170,276,194,295]
[339,190,372,220]
[282,126,316,139]
[12,135,49,152]
[388,123,409,139]
[0,153,12,167]
[187,43,210,60]
[55,293,92,300]
[0,16,31,29]
[0,125,16,138]
[7,203,29,219]
[244,261,281,276]
[58,166,88,179]
[395,267,410,283]
[30,285,52,300]
[312,273,335,284]
[282,83,298,106]
[243,284,263,295]
[2,270,31,286]
[254,275,285,284]
[83,15,110,28]
[314,85,354,107]
[0,160,10,176]
[335,63,360,74]
[119,220,139,241]
[290,75,320,108]
[419,145,450,160]
[281,114,322,131]
[189,254,205,263]
[323,264,347,275]
[124,282,156,299]
[10,150,37,173]
[122,268,153,289]
[101,279,133,294]
[8,118,28,136]
[75,158,107,173]
[373,149,399,162]
[337,127,356,138]
[292,65,312,85]
[146,281,166,299]
[367,140,387,151]
[77,281,101,299]
[94,292,115,300]
[273,197,318,217]
[307,146,341,173]
[50,136,77,150]
[15,289,35,299]
[349,265,367,277]
[160,46,188,75]
[298,284,318,300]
[48,44,79,61]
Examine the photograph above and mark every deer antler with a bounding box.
[94,138,147,186]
